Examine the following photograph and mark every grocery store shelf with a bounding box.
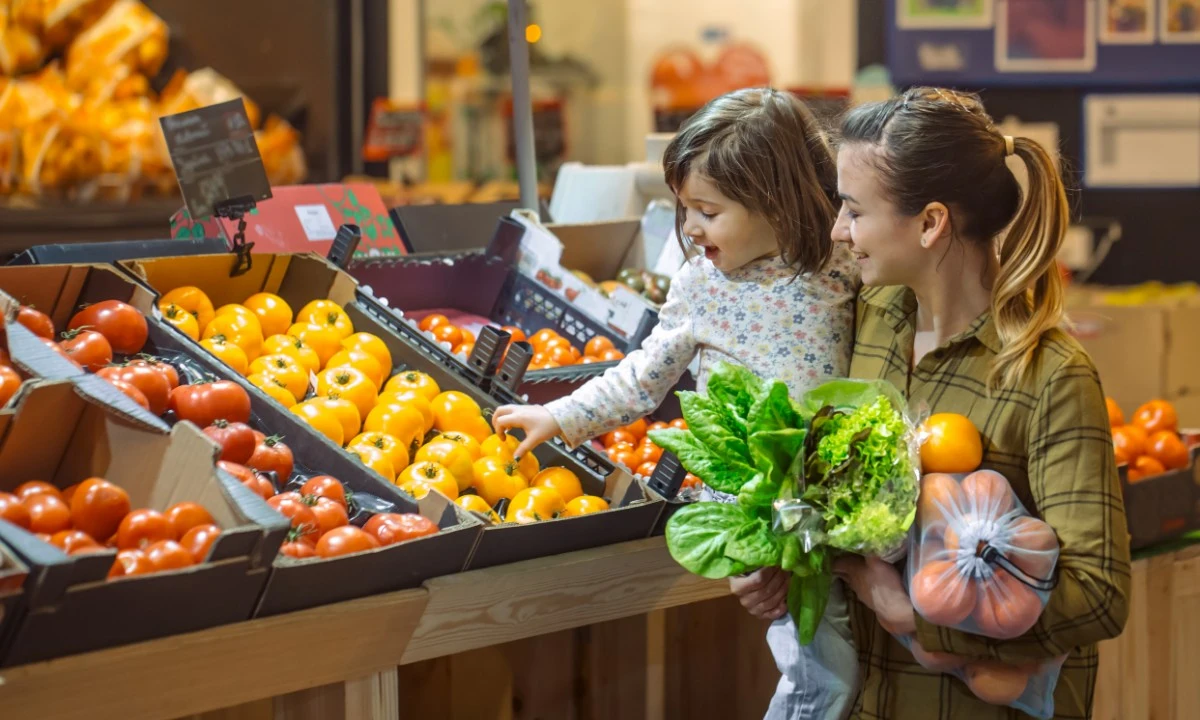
[0,537,725,720]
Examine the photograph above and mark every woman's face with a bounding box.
[831,144,927,287]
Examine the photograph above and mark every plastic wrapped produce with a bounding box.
[64,0,166,99]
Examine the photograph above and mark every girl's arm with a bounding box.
[911,359,1132,662]
[494,276,696,456]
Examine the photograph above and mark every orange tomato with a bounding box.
[399,461,459,500]
[500,325,527,343]
[455,494,500,523]
[200,335,249,375]
[480,433,539,478]
[532,467,583,502]
[262,334,321,374]
[242,292,294,337]
[1128,454,1167,483]
[505,486,565,524]
[599,348,625,362]
[544,337,573,352]
[317,366,378,420]
[1105,397,1124,428]
[342,332,393,372]
[287,322,343,367]
[384,370,441,401]
[1112,424,1149,465]
[327,347,386,389]
[214,304,264,333]
[1132,400,1178,436]
[607,442,639,469]
[562,495,609,517]
[376,390,435,433]
[585,336,614,357]
[297,300,354,339]
[647,421,670,433]
[431,391,483,433]
[637,461,658,477]
[290,401,345,446]
[638,440,664,464]
[418,314,450,332]
[620,418,648,441]
[311,394,363,441]
[249,354,309,400]
[348,444,397,481]
[247,372,298,407]
[670,418,688,430]
[602,429,638,448]
[432,324,464,348]
[548,346,575,366]
[529,329,560,352]
[364,403,426,455]
[456,342,475,357]
[348,431,410,474]
[203,313,263,361]
[460,328,476,346]
[919,413,983,474]
[1146,430,1189,471]
[416,440,475,491]
[161,286,215,332]
[471,456,529,506]
[434,431,482,460]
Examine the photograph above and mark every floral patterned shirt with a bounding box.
[546,249,860,447]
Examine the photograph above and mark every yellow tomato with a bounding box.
[159,302,200,340]
[398,461,459,500]
[287,322,343,368]
[505,486,566,524]
[262,334,321,375]
[243,292,294,337]
[532,467,583,503]
[297,299,354,339]
[481,433,539,478]
[347,444,396,481]
[376,390,434,433]
[247,372,297,407]
[471,456,528,506]
[384,371,440,402]
[310,394,362,442]
[200,335,249,375]
[415,440,475,492]
[461,416,495,444]
[214,304,264,337]
[431,391,483,434]
[455,494,500,523]
[290,401,345,446]
[248,354,309,400]
[434,431,482,460]
[364,403,426,455]
[161,286,214,332]
[348,431,410,473]
[327,348,386,389]
[561,495,610,517]
[204,313,263,361]
[316,366,377,420]
[342,332,393,373]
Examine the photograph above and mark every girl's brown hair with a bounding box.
[662,87,839,275]
[840,87,1068,391]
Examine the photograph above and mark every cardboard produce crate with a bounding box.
[0,260,484,617]
[116,252,663,575]
[0,539,29,660]
[0,377,287,666]
[1120,447,1200,550]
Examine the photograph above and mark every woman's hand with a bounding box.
[491,404,562,458]
[729,567,790,621]
[833,555,917,636]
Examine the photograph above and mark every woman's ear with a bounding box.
[918,202,952,249]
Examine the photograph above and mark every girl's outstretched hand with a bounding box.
[492,404,562,458]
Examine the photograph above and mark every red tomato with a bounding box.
[14,480,63,502]
[169,381,252,427]
[1132,400,1179,436]
[116,509,175,550]
[0,364,21,406]
[23,493,71,534]
[129,357,181,390]
[103,378,149,410]
[59,329,113,371]
[38,337,81,368]
[1147,430,1190,471]
[363,512,439,546]
[180,524,222,563]
[267,492,319,543]
[601,429,638,449]
[165,501,215,539]
[50,530,102,554]
[219,461,276,500]
[96,364,171,415]
[280,540,316,559]
[299,475,347,509]
[68,300,148,355]
[16,306,54,339]
[248,435,295,481]
[669,418,688,430]
[144,540,195,572]
[0,491,31,529]
[108,549,153,579]
[203,420,257,464]
[636,461,658,477]
[310,496,349,536]
[315,525,380,558]
[639,441,664,464]
[69,478,131,543]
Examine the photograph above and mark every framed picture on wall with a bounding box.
[1160,0,1200,42]
[896,0,995,29]
[996,0,1098,72]
[1100,0,1156,43]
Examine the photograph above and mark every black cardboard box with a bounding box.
[1120,446,1200,550]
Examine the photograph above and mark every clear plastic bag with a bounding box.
[893,632,1066,719]
[63,0,167,98]
[907,469,1060,639]
[0,2,46,75]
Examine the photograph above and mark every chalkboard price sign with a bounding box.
[159,98,273,220]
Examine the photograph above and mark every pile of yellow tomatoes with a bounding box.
[158,286,611,525]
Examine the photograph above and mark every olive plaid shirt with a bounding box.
[847,286,1132,720]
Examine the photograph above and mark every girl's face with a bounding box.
[831,145,928,287]
[678,171,778,273]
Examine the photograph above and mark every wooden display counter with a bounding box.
[0,538,1195,720]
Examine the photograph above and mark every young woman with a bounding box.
[732,87,1131,718]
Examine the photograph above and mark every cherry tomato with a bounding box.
[108,549,153,579]
[363,512,438,547]
[96,364,171,415]
[299,475,347,509]
[169,381,252,427]
[23,492,71,534]
[433,324,464,348]
[670,418,688,431]
[104,378,150,410]
[248,435,294,481]
[310,496,349,536]
[144,540,195,572]
[0,364,20,407]
[58,328,112,371]
[203,420,257,464]
[267,492,319,543]
[636,461,658,477]
[50,529,102,554]
[165,501,215,540]
[16,305,54,339]
[315,525,380,558]
[69,478,131,542]
[68,300,148,355]
[14,480,62,502]
[180,523,221,563]
[418,314,449,332]
[116,509,174,550]
[280,539,317,559]
[0,491,32,529]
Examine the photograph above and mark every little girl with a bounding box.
[493,87,861,720]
